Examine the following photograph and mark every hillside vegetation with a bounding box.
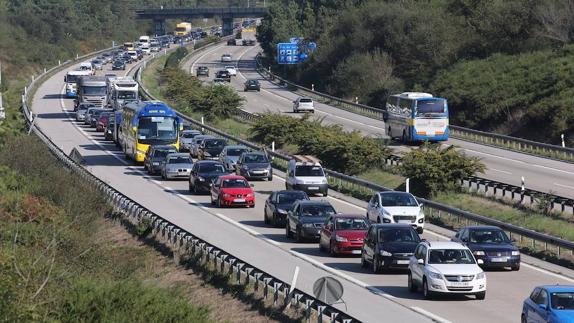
[257,0,574,145]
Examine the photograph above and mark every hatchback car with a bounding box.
[161,153,193,180]
[227,39,237,46]
[198,138,227,160]
[522,285,574,323]
[264,190,309,227]
[75,103,95,121]
[219,145,250,171]
[361,224,421,273]
[144,145,178,175]
[210,175,255,208]
[244,79,261,92]
[286,200,337,242]
[196,66,209,77]
[408,241,486,300]
[221,54,232,62]
[366,191,425,233]
[91,59,104,70]
[225,66,237,76]
[96,112,112,132]
[320,214,369,256]
[180,129,202,152]
[452,225,520,271]
[89,109,106,128]
[293,97,315,113]
[189,160,230,194]
[215,70,231,82]
[235,151,272,181]
[112,60,126,70]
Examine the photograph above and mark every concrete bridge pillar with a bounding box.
[153,18,166,36]
[222,17,234,36]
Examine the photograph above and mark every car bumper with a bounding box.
[150,164,162,173]
[332,242,364,255]
[245,86,260,91]
[241,169,272,179]
[165,171,191,179]
[477,255,520,268]
[219,197,255,207]
[300,226,322,239]
[292,183,328,195]
[427,278,487,294]
[380,255,412,268]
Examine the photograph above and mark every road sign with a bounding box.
[277,43,300,65]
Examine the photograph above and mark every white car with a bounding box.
[408,241,486,300]
[225,66,237,76]
[221,54,232,62]
[366,191,425,233]
[180,130,202,152]
[293,97,315,113]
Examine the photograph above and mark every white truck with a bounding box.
[107,76,139,110]
[139,36,151,54]
[285,155,328,196]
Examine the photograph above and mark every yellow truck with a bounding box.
[175,22,192,36]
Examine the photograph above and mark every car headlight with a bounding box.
[223,193,232,198]
[246,193,254,197]
[418,209,425,218]
[473,251,485,256]
[379,250,392,257]
[476,272,486,280]
[512,251,520,256]
[204,152,211,157]
[335,235,348,242]
[428,271,442,280]
[197,176,205,182]
[277,209,288,215]
[381,210,391,217]
[302,223,314,228]
[137,150,146,155]
[152,162,159,166]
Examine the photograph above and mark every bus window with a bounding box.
[415,100,446,116]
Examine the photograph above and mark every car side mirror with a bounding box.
[461,238,468,243]
[417,258,424,265]
[477,259,484,265]
[538,304,547,311]
[419,203,424,208]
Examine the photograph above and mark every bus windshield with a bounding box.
[415,100,446,116]
[137,116,178,144]
[81,86,106,96]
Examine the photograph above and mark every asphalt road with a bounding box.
[183,39,574,200]
[28,44,574,323]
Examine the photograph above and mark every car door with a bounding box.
[411,245,426,284]
[289,204,300,232]
[524,288,541,323]
[211,177,221,201]
[265,193,275,219]
[531,289,549,323]
[452,228,466,244]
[364,227,377,262]
[320,217,333,248]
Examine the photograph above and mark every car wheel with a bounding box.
[408,271,418,292]
[295,228,303,243]
[360,252,368,268]
[161,172,166,180]
[188,183,193,193]
[193,182,199,195]
[268,174,273,181]
[388,126,392,139]
[417,227,424,234]
[264,210,270,224]
[377,216,382,224]
[511,264,520,271]
[476,291,486,300]
[216,197,222,208]
[372,255,382,274]
[520,314,527,323]
[285,224,293,239]
[323,191,328,197]
[329,242,337,257]
[423,278,433,300]
[210,195,215,205]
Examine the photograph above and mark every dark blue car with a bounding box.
[522,285,574,323]
[451,225,520,271]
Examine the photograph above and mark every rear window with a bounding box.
[168,156,191,164]
[299,98,313,103]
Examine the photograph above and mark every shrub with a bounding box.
[164,47,189,69]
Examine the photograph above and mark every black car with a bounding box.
[196,66,209,77]
[122,53,133,63]
[189,160,230,194]
[144,145,178,175]
[135,49,144,60]
[361,224,421,273]
[198,138,227,160]
[244,79,261,92]
[264,190,309,226]
[286,200,336,242]
[215,70,231,82]
[227,39,237,46]
[242,39,256,46]
[451,225,521,271]
[235,151,272,181]
[200,31,208,38]
[112,60,126,70]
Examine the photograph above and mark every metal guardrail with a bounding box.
[138,51,574,260]
[253,55,574,162]
[23,39,361,323]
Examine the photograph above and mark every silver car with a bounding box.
[190,135,214,158]
[219,145,250,171]
[75,105,91,121]
[84,107,100,125]
[180,130,202,152]
[161,153,193,180]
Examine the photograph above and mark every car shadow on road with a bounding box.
[42,94,66,100]
[258,233,291,244]
[36,112,72,119]
[238,220,269,228]
[370,285,479,301]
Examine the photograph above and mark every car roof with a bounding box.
[182,129,201,134]
[225,145,248,149]
[196,160,223,165]
[540,285,574,293]
[297,200,332,206]
[166,153,189,158]
[275,190,307,195]
[379,191,413,196]
[331,214,367,219]
[463,225,502,231]
[218,174,247,180]
[424,241,466,250]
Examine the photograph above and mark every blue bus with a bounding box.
[384,92,449,142]
[120,101,183,162]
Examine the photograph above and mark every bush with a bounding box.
[251,114,390,174]
[164,47,189,69]
[399,143,485,197]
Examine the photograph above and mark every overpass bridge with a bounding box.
[135,7,268,36]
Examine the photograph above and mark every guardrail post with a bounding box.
[273,282,282,305]
[311,84,315,91]
[317,305,326,323]
[305,300,314,320]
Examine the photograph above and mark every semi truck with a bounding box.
[76,76,108,109]
[107,76,139,111]
[64,70,93,98]
[175,22,192,37]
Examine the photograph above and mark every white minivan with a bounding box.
[285,155,328,196]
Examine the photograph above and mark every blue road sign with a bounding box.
[277,43,300,65]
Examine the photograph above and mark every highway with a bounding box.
[28,43,574,323]
[181,39,574,200]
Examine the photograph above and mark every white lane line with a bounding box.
[190,42,227,73]
[521,263,574,283]
[554,183,574,190]
[410,307,452,323]
[467,149,574,176]
[490,168,512,175]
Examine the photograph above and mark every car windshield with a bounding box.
[182,132,198,138]
[244,154,268,163]
[380,193,418,207]
[198,164,226,173]
[335,218,369,230]
[168,156,191,164]
[248,80,258,85]
[205,139,226,148]
[428,249,476,264]
[295,165,324,177]
[469,229,510,244]
[379,227,420,242]
[226,148,247,156]
[154,149,176,158]
[415,99,446,116]
[551,292,574,310]
[277,192,307,204]
[300,205,336,217]
[222,179,249,188]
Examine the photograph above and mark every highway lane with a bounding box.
[30,48,574,323]
[31,55,432,323]
[183,40,574,199]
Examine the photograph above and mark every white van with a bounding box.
[285,155,328,196]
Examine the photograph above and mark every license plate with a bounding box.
[396,260,410,265]
[450,282,469,287]
[233,198,245,203]
[398,220,412,224]
[491,257,508,262]
[308,186,319,190]
[352,250,361,255]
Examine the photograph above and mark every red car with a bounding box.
[96,113,111,132]
[210,175,255,208]
[319,214,369,256]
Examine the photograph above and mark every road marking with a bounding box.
[466,149,574,177]
[554,183,574,190]
[190,42,228,74]
[490,168,512,175]
[410,307,452,323]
